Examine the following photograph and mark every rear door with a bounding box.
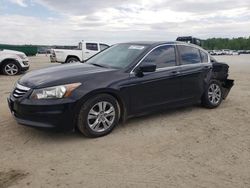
[177,45,212,101]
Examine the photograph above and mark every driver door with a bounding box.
[125,45,182,114]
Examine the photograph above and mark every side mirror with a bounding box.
[140,63,156,72]
[135,63,156,77]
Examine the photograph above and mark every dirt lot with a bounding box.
[0,55,250,188]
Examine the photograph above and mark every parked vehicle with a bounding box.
[8,41,234,137]
[240,50,250,54]
[238,50,245,54]
[213,50,223,55]
[232,50,239,55]
[221,49,233,55]
[209,49,240,56]
[208,50,215,55]
[0,49,29,76]
[50,41,109,64]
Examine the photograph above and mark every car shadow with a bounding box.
[15,104,206,142]
[115,103,210,131]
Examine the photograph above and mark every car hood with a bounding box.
[2,49,25,55]
[19,63,116,88]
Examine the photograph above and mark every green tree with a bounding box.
[202,37,250,50]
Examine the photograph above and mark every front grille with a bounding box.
[12,83,30,98]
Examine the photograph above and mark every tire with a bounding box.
[201,80,223,109]
[77,94,120,138]
[65,57,79,64]
[2,61,20,76]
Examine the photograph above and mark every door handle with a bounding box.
[85,52,90,54]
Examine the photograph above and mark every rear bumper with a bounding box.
[7,96,77,131]
[50,55,57,63]
[222,79,234,99]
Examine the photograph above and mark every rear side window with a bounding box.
[200,50,209,63]
[86,43,98,51]
[178,45,201,65]
[141,45,176,69]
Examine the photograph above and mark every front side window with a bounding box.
[86,43,98,51]
[178,45,201,65]
[141,45,176,68]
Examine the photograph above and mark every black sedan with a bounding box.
[8,42,234,137]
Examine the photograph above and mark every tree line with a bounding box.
[202,37,250,50]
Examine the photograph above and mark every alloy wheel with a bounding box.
[87,101,115,133]
[4,63,19,75]
[208,83,221,105]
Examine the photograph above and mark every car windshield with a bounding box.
[87,44,148,69]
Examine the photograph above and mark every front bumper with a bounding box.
[20,65,29,72]
[19,59,30,71]
[222,79,234,99]
[7,95,77,131]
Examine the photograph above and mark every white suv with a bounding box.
[0,49,30,75]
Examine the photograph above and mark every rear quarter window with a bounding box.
[100,44,109,51]
[200,50,209,63]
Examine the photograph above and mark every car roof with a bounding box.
[121,41,175,46]
[119,41,205,51]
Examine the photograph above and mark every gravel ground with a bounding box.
[0,54,250,188]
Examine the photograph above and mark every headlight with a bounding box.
[30,83,81,99]
[17,54,27,59]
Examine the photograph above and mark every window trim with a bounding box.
[130,43,211,74]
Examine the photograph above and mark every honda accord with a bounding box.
[8,42,234,137]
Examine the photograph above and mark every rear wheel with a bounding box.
[66,57,79,63]
[202,80,223,108]
[77,94,119,137]
[2,61,20,76]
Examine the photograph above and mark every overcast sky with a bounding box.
[0,0,250,45]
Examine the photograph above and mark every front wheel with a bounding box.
[2,61,20,76]
[77,94,120,138]
[202,80,223,108]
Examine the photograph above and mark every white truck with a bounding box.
[50,42,109,64]
[0,49,29,75]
